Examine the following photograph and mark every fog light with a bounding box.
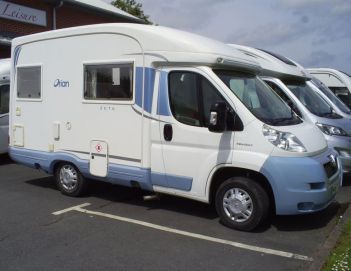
[309,182,325,190]
[297,202,314,211]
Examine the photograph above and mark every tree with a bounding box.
[111,0,151,24]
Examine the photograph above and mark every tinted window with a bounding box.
[17,66,41,99]
[168,71,233,128]
[0,85,9,114]
[84,63,133,100]
[169,72,201,126]
[201,77,228,127]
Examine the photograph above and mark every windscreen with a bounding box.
[0,84,9,114]
[311,77,351,114]
[214,70,301,126]
[284,80,338,118]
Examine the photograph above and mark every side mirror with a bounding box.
[208,102,227,133]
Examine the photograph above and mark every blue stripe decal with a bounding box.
[135,67,143,108]
[12,46,22,78]
[143,67,156,113]
[135,67,156,113]
[152,172,193,191]
[157,71,171,116]
[9,147,192,192]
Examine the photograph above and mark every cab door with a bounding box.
[157,68,235,197]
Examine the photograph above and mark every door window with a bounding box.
[168,71,234,128]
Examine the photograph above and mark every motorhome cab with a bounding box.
[307,68,351,109]
[10,24,342,231]
[0,59,10,154]
[285,60,351,120]
[309,76,351,120]
[229,45,351,173]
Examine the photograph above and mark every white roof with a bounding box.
[66,0,142,22]
[13,24,261,73]
[307,68,351,87]
[228,44,309,80]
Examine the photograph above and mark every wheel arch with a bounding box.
[207,166,276,213]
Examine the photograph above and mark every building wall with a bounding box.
[0,0,135,58]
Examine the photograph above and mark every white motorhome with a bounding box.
[229,45,351,173]
[10,24,342,231]
[0,59,10,154]
[307,68,351,109]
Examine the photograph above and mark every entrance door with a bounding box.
[90,140,108,177]
[158,68,234,196]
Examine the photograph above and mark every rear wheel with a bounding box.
[55,163,87,197]
[215,177,270,231]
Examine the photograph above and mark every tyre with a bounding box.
[215,177,270,231]
[55,162,87,197]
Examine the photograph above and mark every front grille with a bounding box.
[324,160,338,178]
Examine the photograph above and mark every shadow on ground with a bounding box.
[26,174,350,232]
[0,154,13,166]
[26,177,218,220]
[343,174,351,186]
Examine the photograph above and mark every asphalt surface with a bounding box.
[0,154,350,271]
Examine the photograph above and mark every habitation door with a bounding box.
[90,140,108,177]
[157,68,234,196]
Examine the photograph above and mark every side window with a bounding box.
[265,81,302,117]
[84,63,133,100]
[169,72,201,126]
[0,85,9,114]
[200,76,228,127]
[168,71,233,128]
[17,66,41,99]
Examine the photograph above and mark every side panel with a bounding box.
[11,34,144,169]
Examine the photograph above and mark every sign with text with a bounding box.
[0,1,47,27]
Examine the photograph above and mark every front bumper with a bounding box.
[260,148,342,215]
[325,135,351,173]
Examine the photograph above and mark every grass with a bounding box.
[323,219,351,271]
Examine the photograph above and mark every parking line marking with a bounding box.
[52,203,91,215]
[53,203,313,262]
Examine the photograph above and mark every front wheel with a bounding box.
[215,177,270,231]
[55,163,87,197]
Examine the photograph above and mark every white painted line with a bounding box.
[52,203,91,215]
[53,203,313,262]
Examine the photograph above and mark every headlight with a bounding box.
[262,124,307,152]
[316,123,348,136]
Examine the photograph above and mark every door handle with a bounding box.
[163,124,173,141]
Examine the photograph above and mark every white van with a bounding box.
[307,68,351,109]
[0,59,10,154]
[229,45,351,173]
[10,24,342,231]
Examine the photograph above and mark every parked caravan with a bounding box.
[229,45,351,173]
[10,24,342,231]
[0,59,10,154]
[307,68,351,109]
